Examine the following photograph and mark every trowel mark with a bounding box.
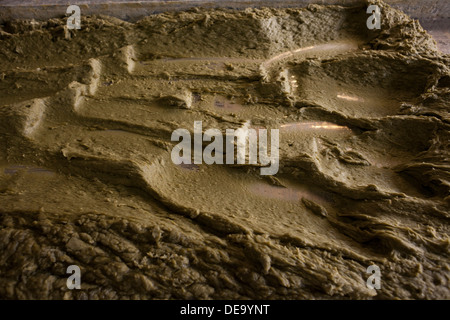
[214,95,243,112]
[161,56,256,64]
[280,121,351,133]
[248,182,334,205]
[175,157,199,171]
[337,94,364,102]
[3,165,54,176]
[262,41,359,68]
[178,163,199,171]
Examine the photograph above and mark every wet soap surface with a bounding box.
[0,1,449,299]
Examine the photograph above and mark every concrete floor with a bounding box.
[0,0,448,53]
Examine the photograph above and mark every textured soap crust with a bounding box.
[0,0,449,299]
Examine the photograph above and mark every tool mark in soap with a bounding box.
[4,165,54,176]
[249,182,334,205]
[263,42,359,67]
[214,95,243,112]
[178,163,200,171]
[280,121,351,133]
[176,157,200,171]
[337,94,364,102]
